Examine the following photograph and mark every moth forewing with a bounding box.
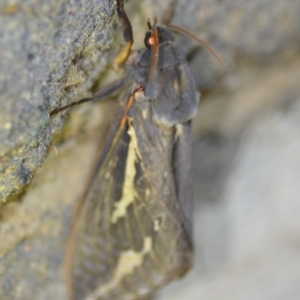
[67,90,194,300]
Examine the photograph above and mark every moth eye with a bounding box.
[144,32,152,48]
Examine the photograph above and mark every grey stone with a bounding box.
[1,0,300,299]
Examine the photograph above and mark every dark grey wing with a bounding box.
[151,62,199,127]
[65,117,130,300]
[66,113,193,300]
[172,121,193,233]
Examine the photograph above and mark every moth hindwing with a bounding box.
[64,3,200,300]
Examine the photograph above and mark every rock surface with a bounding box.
[0,0,300,299]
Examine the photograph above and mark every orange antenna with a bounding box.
[167,24,222,65]
[161,0,179,25]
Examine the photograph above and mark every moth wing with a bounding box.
[150,61,199,127]
[66,116,192,300]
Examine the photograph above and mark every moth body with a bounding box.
[65,14,199,300]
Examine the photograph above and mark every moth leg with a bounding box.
[50,76,129,116]
[161,0,179,25]
[120,85,144,126]
[114,0,134,68]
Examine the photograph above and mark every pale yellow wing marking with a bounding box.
[85,236,153,300]
[111,120,141,224]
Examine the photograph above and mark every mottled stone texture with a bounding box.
[0,0,118,201]
[1,0,300,299]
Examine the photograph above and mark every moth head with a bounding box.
[144,18,174,49]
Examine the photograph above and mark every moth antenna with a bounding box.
[148,27,159,84]
[167,24,222,65]
[114,0,134,68]
[161,0,179,25]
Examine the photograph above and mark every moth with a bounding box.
[51,1,220,299]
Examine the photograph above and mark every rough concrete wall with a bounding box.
[0,0,300,299]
